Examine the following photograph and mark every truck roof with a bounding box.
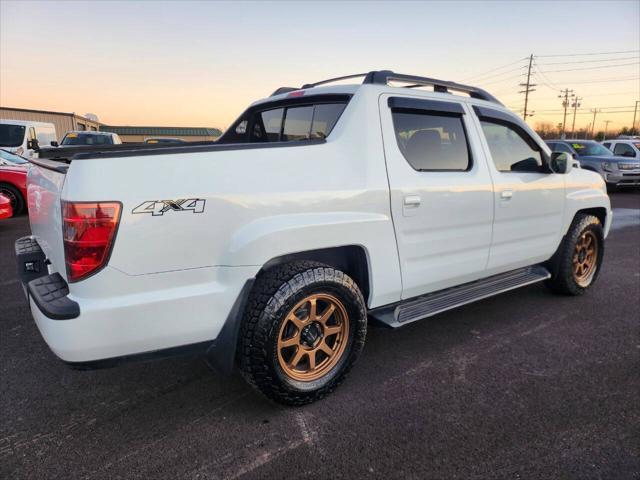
[256,70,503,108]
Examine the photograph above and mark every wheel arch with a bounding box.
[259,245,371,305]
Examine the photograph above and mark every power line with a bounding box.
[536,61,639,74]
[536,49,640,58]
[462,57,528,82]
[570,76,640,85]
[533,61,562,91]
[536,55,640,66]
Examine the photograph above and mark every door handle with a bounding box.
[404,195,421,207]
[500,190,513,200]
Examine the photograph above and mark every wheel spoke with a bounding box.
[288,313,306,330]
[308,298,317,321]
[280,335,299,348]
[289,347,305,369]
[319,304,336,325]
[308,351,316,370]
[318,341,334,357]
[324,325,342,336]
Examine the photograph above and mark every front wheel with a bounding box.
[546,214,604,295]
[238,261,367,405]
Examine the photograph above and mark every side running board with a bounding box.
[369,266,551,328]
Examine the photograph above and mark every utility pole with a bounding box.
[519,54,536,122]
[590,109,601,138]
[570,95,581,138]
[603,120,612,140]
[558,88,575,138]
[633,100,639,135]
[585,123,591,139]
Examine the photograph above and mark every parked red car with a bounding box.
[0,163,28,215]
[0,193,13,219]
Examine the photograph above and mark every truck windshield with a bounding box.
[0,124,26,147]
[62,133,113,146]
[570,142,612,157]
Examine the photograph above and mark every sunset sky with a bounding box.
[1,0,638,133]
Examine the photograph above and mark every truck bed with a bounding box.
[36,139,325,162]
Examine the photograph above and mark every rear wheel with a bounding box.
[546,214,604,295]
[238,261,367,405]
[0,183,24,215]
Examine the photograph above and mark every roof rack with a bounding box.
[271,70,502,105]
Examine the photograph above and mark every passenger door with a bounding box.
[379,95,494,299]
[472,106,565,273]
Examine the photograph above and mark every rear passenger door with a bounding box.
[379,95,494,299]
[472,106,565,273]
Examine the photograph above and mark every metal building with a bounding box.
[0,107,222,143]
[0,107,101,142]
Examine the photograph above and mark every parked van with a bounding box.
[0,120,58,158]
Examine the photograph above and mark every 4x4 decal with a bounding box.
[132,199,206,216]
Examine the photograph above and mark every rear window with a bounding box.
[251,103,347,142]
[219,95,350,144]
[0,124,26,147]
[62,133,113,146]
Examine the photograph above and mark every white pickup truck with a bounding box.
[16,71,611,405]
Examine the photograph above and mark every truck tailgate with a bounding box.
[27,160,67,280]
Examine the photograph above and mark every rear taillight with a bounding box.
[62,201,122,282]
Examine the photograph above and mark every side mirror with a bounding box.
[27,138,40,150]
[50,141,59,147]
[550,152,573,174]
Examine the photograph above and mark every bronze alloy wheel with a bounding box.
[277,293,350,382]
[573,230,599,287]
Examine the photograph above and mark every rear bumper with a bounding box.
[15,236,258,371]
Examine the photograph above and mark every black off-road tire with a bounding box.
[237,260,367,406]
[545,214,604,296]
[0,183,24,215]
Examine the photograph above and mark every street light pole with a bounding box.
[590,109,600,139]
[603,120,612,141]
[558,89,574,138]
[570,96,581,137]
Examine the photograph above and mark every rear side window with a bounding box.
[613,143,636,157]
[480,121,543,172]
[391,111,471,171]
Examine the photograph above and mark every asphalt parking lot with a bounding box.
[1,191,639,480]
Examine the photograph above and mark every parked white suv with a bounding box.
[602,138,640,159]
[17,70,611,405]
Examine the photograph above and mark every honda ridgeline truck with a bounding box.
[16,71,611,405]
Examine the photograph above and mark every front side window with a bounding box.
[480,121,543,172]
[391,111,470,171]
[0,124,26,147]
[613,143,636,157]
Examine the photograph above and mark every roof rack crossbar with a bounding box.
[270,70,501,105]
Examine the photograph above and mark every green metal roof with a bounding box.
[101,126,222,137]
